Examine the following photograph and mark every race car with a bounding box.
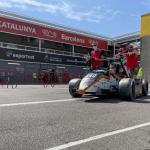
[69,58,148,100]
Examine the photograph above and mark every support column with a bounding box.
[113,41,116,57]
[72,45,75,56]
[141,13,150,82]
[39,39,42,71]
[39,39,41,52]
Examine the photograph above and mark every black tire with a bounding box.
[69,78,82,98]
[119,78,135,101]
[142,79,148,96]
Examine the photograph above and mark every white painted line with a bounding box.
[0,98,78,107]
[46,87,68,90]
[46,122,150,150]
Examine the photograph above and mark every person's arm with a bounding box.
[86,55,91,61]
[114,52,121,59]
[101,55,104,59]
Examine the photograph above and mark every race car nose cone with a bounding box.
[78,78,94,94]
[78,89,85,94]
[79,79,91,90]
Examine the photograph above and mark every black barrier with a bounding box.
[0,48,86,66]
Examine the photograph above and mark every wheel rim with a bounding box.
[131,83,135,99]
[146,83,148,94]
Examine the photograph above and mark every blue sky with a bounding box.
[0,0,150,37]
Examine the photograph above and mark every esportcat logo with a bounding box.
[6,51,13,57]
[6,51,35,60]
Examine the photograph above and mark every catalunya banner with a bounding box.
[0,16,108,49]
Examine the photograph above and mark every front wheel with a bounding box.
[69,79,82,98]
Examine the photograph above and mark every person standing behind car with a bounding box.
[137,64,142,79]
[125,46,138,77]
[115,48,126,63]
[6,72,11,88]
[85,48,92,67]
[7,72,17,88]
[114,48,130,77]
[0,77,3,88]
[89,43,105,70]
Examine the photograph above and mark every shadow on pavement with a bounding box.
[83,95,122,104]
[132,95,150,103]
[83,95,150,104]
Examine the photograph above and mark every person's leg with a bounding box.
[1,81,4,88]
[12,81,17,88]
[7,80,9,88]
[0,80,2,88]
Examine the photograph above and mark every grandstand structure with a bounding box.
[113,32,140,56]
[0,10,140,84]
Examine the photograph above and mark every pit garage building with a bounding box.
[0,10,142,84]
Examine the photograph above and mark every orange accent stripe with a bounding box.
[78,75,109,94]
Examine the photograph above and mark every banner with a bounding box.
[0,48,87,66]
[0,16,108,49]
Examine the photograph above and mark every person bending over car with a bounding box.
[115,47,138,78]
[109,61,124,80]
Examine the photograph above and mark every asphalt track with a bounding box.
[0,85,150,150]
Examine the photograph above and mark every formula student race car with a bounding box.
[69,58,149,100]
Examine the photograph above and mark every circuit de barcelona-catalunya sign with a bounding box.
[0,16,108,49]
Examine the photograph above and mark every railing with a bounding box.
[0,42,84,57]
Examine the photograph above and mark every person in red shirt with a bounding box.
[86,44,104,70]
[115,46,139,77]
[62,69,70,84]
[114,47,132,78]
[125,46,138,76]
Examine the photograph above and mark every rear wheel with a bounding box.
[142,79,148,96]
[69,79,82,98]
[119,78,135,101]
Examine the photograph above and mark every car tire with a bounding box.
[142,79,148,96]
[69,78,82,98]
[119,78,135,101]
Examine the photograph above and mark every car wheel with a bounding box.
[142,79,148,96]
[69,79,82,98]
[119,78,135,101]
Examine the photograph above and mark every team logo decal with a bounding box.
[42,29,57,38]
[88,40,99,46]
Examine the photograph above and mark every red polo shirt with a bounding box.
[125,52,138,70]
[91,50,102,69]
